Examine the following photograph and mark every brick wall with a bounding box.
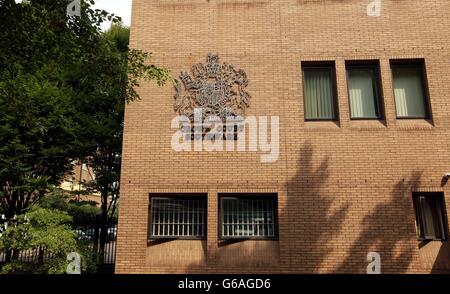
[116,0,450,273]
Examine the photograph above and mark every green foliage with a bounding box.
[0,207,78,274]
[0,208,75,253]
[39,189,100,221]
[67,200,100,221]
[0,0,99,218]
[32,257,70,274]
[75,239,98,273]
[0,0,170,219]
[0,0,168,273]
[38,190,70,211]
[0,206,97,274]
[103,23,130,53]
[0,65,76,218]
[0,261,35,274]
[77,24,169,224]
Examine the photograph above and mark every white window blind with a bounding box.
[393,65,427,118]
[348,67,379,118]
[303,67,336,120]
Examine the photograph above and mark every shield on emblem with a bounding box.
[198,82,225,109]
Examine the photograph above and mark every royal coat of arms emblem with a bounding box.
[174,53,251,121]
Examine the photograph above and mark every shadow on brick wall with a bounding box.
[336,171,423,273]
[284,141,349,273]
[431,243,450,273]
[181,142,424,273]
[181,141,350,273]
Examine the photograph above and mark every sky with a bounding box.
[92,0,132,31]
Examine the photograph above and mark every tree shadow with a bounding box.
[283,141,349,272]
[154,142,425,273]
[430,243,450,273]
[336,171,423,273]
[179,141,349,273]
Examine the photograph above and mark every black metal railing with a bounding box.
[0,215,118,273]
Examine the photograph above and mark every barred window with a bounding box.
[220,194,277,239]
[149,196,206,239]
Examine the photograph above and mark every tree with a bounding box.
[0,65,76,220]
[0,0,105,219]
[75,23,171,264]
[0,0,171,267]
[0,0,170,222]
[0,207,79,274]
[39,189,101,221]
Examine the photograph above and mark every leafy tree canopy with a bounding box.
[38,189,101,221]
[0,0,170,219]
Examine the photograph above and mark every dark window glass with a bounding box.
[220,195,277,239]
[303,64,337,120]
[347,64,382,119]
[392,62,428,118]
[413,193,447,241]
[149,196,206,239]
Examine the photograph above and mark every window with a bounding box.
[220,194,277,239]
[413,193,447,241]
[149,195,206,239]
[391,60,429,118]
[302,63,338,120]
[346,62,383,119]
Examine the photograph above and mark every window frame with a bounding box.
[148,194,207,240]
[301,62,339,121]
[345,61,384,120]
[218,193,279,241]
[412,192,448,241]
[390,59,431,120]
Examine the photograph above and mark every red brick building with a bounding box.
[116,0,450,273]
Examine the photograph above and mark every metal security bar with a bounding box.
[150,197,206,239]
[220,196,277,239]
[0,216,118,273]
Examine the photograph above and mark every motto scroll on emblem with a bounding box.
[174,53,251,121]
